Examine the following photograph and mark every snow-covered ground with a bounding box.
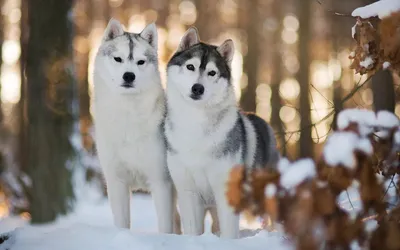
[0,178,290,250]
[1,175,393,250]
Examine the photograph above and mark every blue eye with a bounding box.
[186,64,195,71]
[114,57,122,63]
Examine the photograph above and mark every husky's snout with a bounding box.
[190,83,204,100]
[121,72,135,88]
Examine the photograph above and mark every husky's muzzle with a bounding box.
[190,83,204,100]
[121,72,135,88]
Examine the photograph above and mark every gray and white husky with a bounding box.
[164,28,280,238]
[93,19,179,233]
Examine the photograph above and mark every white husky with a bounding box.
[165,28,280,238]
[93,19,178,233]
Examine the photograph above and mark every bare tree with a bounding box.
[75,0,94,152]
[371,70,395,112]
[297,0,313,158]
[0,0,4,124]
[269,0,286,155]
[240,0,260,112]
[23,0,76,223]
[194,0,219,42]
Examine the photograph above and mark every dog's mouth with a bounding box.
[190,94,202,100]
[121,82,134,89]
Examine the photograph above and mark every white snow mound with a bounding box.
[352,0,400,19]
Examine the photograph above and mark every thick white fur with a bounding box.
[165,30,258,239]
[93,19,176,233]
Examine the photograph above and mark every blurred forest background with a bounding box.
[0,0,398,224]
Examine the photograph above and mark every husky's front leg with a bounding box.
[178,191,205,235]
[106,175,131,229]
[151,180,174,233]
[214,188,240,238]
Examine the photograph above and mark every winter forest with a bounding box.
[0,0,400,249]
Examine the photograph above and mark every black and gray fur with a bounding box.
[168,43,231,81]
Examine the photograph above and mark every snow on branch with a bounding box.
[349,1,400,75]
[352,0,400,19]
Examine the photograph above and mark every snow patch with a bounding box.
[323,132,357,168]
[280,158,316,191]
[376,110,400,128]
[359,56,374,68]
[351,24,357,38]
[336,109,376,135]
[265,184,277,198]
[352,0,400,19]
[0,225,291,250]
[383,61,391,69]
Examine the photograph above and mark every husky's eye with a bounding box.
[114,57,122,63]
[137,60,145,65]
[208,70,216,76]
[186,64,195,71]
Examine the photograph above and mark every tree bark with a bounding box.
[297,0,313,158]
[240,0,259,112]
[0,0,4,124]
[270,0,286,156]
[371,70,395,112]
[24,0,76,223]
[75,0,94,152]
[194,0,219,42]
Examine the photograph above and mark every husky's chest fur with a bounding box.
[94,87,166,190]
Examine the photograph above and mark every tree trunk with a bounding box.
[270,0,286,156]
[371,70,395,112]
[19,0,28,178]
[330,0,343,131]
[194,0,219,42]
[240,0,259,112]
[75,0,94,152]
[0,0,4,124]
[24,0,76,223]
[297,0,313,158]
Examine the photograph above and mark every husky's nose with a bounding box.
[191,83,204,96]
[123,72,135,83]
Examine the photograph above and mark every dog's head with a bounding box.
[94,19,159,94]
[166,27,235,107]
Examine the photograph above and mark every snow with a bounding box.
[280,158,316,191]
[277,158,290,174]
[0,225,291,250]
[323,132,373,169]
[265,184,277,198]
[376,110,399,128]
[0,169,291,250]
[383,61,391,69]
[395,129,400,144]
[356,138,373,155]
[336,109,376,136]
[352,0,400,19]
[359,56,374,68]
[351,24,357,38]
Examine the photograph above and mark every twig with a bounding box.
[315,0,353,17]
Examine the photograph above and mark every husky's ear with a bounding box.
[103,18,124,41]
[177,27,200,52]
[217,39,234,67]
[140,23,158,49]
